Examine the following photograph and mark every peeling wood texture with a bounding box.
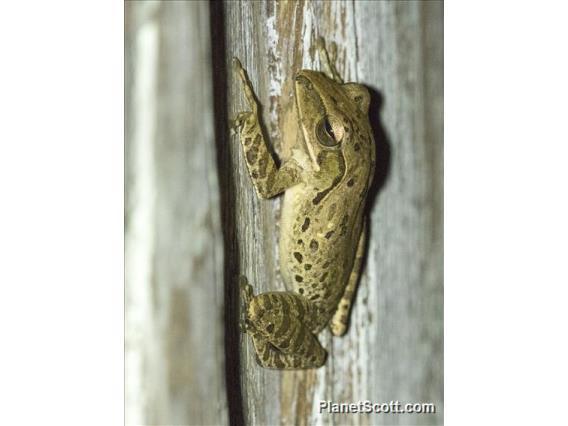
[125,2,227,425]
[216,1,443,425]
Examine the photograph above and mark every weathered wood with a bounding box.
[125,1,228,425]
[219,1,443,425]
[126,0,442,424]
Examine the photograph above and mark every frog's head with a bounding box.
[294,70,373,178]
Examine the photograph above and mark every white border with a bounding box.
[0,2,123,424]
[446,2,568,424]
[1,1,568,424]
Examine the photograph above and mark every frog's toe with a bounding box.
[239,276,255,334]
[239,318,252,334]
[329,40,337,52]
[232,57,243,72]
[240,276,254,302]
[230,112,250,132]
[330,317,348,337]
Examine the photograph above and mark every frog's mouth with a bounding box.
[294,73,321,171]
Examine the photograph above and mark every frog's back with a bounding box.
[279,182,365,324]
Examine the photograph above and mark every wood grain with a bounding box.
[219,1,444,425]
[126,1,443,425]
[125,2,228,425]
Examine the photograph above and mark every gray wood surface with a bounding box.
[125,2,228,425]
[126,1,442,425]
[218,1,443,425]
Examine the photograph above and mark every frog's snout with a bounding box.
[295,73,313,91]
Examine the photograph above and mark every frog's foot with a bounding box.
[328,40,338,65]
[231,57,262,136]
[230,112,253,135]
[250,333,327,369]
[244,292,328,369]
[232,57,259,114]
[316,36,343,84]
[329,315,348,337]
[239,276,255,334]
[316,36,335,58]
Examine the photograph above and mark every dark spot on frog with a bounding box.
[246,148,258,163]
[293,252,303,263]
[322,261,331,268]
[301,217,310,232]
[320,272,329,282]
[304,264,312,271]
[325,230,335,239]
[312,175,342,205]
[309,294,320,301]
[266,323,274,333]
[312,191,327,205]
[257,156,268,178]
[344,126,350,133]
[354,143,361,152]
[347,178,355,187]
[299,288,304,294]
[297,239,303,245]
[244,137,251,146]
[310,240,319,252]
[251,171,259,179]
[295,275,304,283]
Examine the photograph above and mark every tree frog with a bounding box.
[232,38,375,369]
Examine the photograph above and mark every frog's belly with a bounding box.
[279,187,359,314]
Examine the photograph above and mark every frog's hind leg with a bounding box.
[330,222,367,336]
[316,37,343,84]
[249,334,326,369]
[244,291,327,369]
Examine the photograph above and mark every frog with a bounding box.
[232,37,375,369]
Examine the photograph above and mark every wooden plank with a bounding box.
[220,1,443,425]
[125,1,228,425]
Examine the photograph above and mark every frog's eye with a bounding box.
[316,116,344,147]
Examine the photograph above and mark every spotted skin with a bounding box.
[232,61,302,198]
[330,221,367,336]
[233,38,375,369]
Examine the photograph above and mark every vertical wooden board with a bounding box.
[222,1,443,425]
[350,2,444,425]
[125,1,228,425]
[221,4,284,425]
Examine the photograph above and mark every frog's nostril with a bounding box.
[295,75,313,90]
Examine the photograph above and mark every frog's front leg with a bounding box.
[232,58,302,199]
[316,37,343,84]
[242,286,327,369]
